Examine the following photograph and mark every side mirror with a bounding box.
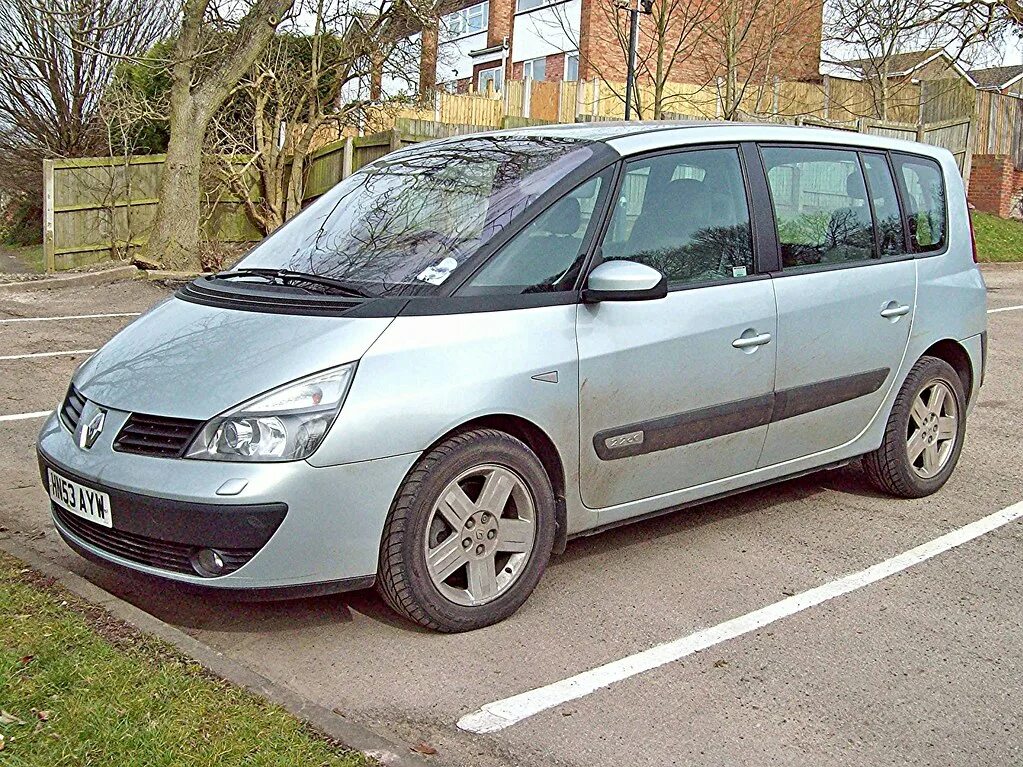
[582,260,667,303]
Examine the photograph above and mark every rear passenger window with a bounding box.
[861,153,906,257]
[600,147,754,286]
[894,155,946,253]
[761,146,875,271]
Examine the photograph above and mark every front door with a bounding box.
[577,146,778,511]
[756,147,918,466]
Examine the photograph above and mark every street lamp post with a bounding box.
[619,0,652,121]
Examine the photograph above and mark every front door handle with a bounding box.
[880,303,911,319]
[732,332,772,349]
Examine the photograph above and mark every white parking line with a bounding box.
[458,500,1023,734]
[0,312,140,324]
[0,349,95,361]
[988,304,1023,314]
[0,410,51,422]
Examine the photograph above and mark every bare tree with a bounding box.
[824,0,1008,119]
[208,0,430,235]
[542,0,714,119]
[145,0,298,268]
[700,0,818,120]
[0,0,170,212]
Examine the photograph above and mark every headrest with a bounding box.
[846,171,866,200]
[670,177,704,194]
[544,197,581,236]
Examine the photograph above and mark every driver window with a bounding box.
[600,148,755,286]
[461,170,609,295]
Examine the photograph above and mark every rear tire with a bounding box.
[377,428,556,632]
[863,356,967,498]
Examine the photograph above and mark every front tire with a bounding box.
[863,356,967,498]
[377,428,556,632]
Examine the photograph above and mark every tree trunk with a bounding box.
[146,89,210,269]
[145,0,296,269]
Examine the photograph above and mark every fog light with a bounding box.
[192,548,227,577]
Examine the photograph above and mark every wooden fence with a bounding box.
[974,91,1023,169]
[41,85,1002,270]
[44,132,389,270]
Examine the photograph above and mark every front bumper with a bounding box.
[38,409,419,592]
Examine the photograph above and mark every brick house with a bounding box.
[414,0,823,94]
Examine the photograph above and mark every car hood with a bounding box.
[74,297,394,420]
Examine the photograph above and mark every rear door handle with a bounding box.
[732,332,772,349]
[880,303,911,319]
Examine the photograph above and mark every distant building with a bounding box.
[968,65,1023,96]
[826,49,978,87]
[406,0,823,95]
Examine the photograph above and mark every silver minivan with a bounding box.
[39,123,987,631]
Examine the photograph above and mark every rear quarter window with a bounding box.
[893,155,947,253]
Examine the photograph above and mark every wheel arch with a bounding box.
[425,414,569,556]
[920,339,974,405]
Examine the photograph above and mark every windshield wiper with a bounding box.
[214,268,371,298]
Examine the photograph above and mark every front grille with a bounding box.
[53,504,258,576]
[60,386,86,432]
[113,413,204,458]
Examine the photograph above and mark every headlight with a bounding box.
[186,364,356,462]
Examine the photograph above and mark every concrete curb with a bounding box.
[139,269,206,282]
[0,538,433,767]
[0,266,140,292]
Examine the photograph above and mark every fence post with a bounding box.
[987,94,996,153]
[434,90,441,122]
[341,137,354,179]
[591,77,599,118]
[574,79,585,121]
[42,159,56,272]
[523,76,532,119]
[822,75,830,120]
[772,76,780,116]
[389,128,402,152]
[856,117,869,134]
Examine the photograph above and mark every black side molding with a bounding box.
[594,368,890,461]
[772,368,889,422]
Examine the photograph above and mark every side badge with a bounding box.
[605,430,644,450]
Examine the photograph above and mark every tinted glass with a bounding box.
[762,146,875,271]
[896,155,946,252]
[234,137,602,296]
[463,171,609,294]
[600,148,754,285]
[861,153,906,256]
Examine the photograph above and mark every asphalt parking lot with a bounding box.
[2,268,1022,767]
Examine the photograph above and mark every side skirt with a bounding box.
[566,457,855,542]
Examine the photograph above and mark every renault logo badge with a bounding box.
[79,410,106,450]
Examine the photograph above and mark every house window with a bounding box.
[565,53,579,81]
[523,57,546,81]
[441,1,489,40]
[478,65,504,93]
[516,0,552,11]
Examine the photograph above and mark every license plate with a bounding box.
[47,469,113,528]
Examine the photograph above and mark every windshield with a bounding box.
[232,135,603,297]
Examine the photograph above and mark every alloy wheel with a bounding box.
[424,464,536,607]
[907,380,958,480]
